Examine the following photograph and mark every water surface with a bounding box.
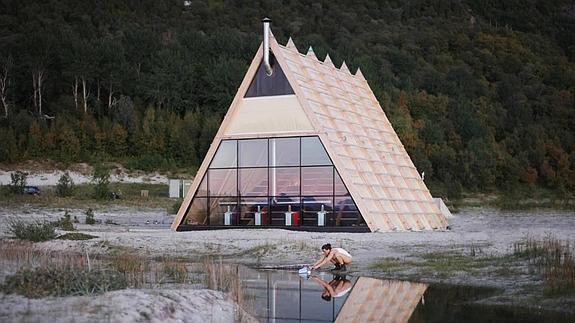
[235,267,574,323]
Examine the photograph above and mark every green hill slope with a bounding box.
[0,0,573,197]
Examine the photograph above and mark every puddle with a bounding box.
[231,266,574,323]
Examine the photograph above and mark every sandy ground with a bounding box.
[0,289,254,323]
[1,206,573,266]
[0,205,574,320]
[0,168,169,186]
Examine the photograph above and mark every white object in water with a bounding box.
[285,205,292,226]
[298,266,311,276]
[317,204,326,226]
[224,206,232,225]
[254,205,262,226]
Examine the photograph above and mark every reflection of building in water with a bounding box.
[335,277,427,323]
[239,267,427,322]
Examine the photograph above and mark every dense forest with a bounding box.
[0,0,574,197]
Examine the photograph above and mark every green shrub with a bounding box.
[85,208,96,225]
[91,164,110,200]
[56,172,74,197]
[53,211,75,231]
[125,154,177,172]
[1,267,127,298]
[9,171,27,195]
[8,219,56,242]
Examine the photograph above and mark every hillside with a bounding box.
[0,0,574,198]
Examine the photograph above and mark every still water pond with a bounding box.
[233,267,574,323]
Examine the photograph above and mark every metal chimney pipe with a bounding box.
[262,17,273,76]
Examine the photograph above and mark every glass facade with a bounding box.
[183,136,364,228]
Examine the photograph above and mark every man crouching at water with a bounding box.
[311,243,352,272]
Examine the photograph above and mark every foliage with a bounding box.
[514,235,575,296]
[0,1,573,196]
[0,267,127,298]
[8,171,27,195]
[53,211,75,231]
[7,219,56,242]
[85,208,96,225]
[91,165,110,200]
[55,172,74,197]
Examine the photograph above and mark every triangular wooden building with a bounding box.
[172,19,449,232]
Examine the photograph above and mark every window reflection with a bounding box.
[211,140,237,168]
[184,136,363,228]
[269,137,299,166]
[302,166,333,196]
[301,136,331,166]
[270,167,299,196]
[240,168,268,196]
[196,174,208,197]
[185,198,207,225]
[334,197,364,226]
[335,170,349,196]
[208,169,237,196]
[239,139,267,167]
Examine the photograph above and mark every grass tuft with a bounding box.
[8,218,56,242]
[514,235,575,296]
[1,267,127,298]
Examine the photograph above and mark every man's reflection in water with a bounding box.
[311,274,353,301]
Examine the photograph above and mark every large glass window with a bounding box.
[240,168,268,196]
[335,170,349,196]
[196,174,208,197]
[302,197,333,227]
[182,136,364,228]
[211,140,237,168]
[302,167,333,196]
[334,197,363,226]
[269,138,299,166]
[270,196,300,226]
[240,197,268,226]
[184,198,207,225]
[301,137,331,166]
[208,169,237,196]
[209,197,238,225]
[239,139,267,167]
[270,167,300,196]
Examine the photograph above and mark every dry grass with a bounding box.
[0,241,196,297]
[514,235,575,296]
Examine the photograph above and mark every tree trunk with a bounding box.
[72,77,79,110]
[38,70,43,117]
[32,70,45,117]
[82,76,88,113]
[96,79,101,102]
[0,65,8,118]
[108,82,113,109]
[32,74,37,111]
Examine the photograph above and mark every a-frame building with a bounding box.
[172,20,449,232]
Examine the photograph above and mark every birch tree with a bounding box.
[0,55,13,118]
